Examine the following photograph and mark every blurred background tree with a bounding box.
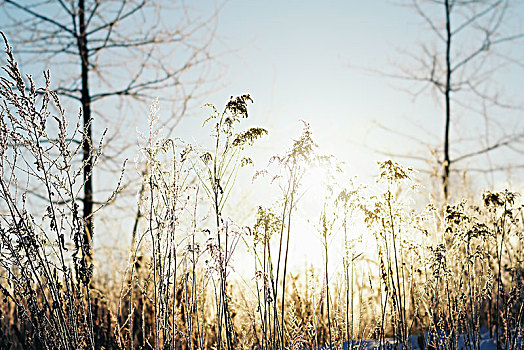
[377,0,524,202]
[0,0,222,255]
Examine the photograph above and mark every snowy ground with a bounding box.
[309,331,506,350]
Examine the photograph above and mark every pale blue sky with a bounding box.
[177,0,524,188]
[193,0,524,271]
[2,0,522,186]
[1,1,523,270]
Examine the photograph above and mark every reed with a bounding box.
[1,33,523,350]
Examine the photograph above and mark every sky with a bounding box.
[1,0,523,276]
[172,0,524,274]
[177,0,524,187]
[184,0,422,176]
[2,0,522,189]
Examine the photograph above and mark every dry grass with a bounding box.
[0,33,523,350]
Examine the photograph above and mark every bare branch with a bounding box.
[3,0,75,36]
[413,0,446,42]
[451,134,524,163]
[452,0,503,35]
[452,164,524,173]
[86,0,146,36]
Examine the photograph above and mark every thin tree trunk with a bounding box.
[443,0,452,201]
[78,0,94,259]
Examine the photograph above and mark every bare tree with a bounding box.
[380,0,524,201]
[0,0,221,259]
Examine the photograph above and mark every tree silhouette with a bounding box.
[380,0,524,201]
[1,0,220,259]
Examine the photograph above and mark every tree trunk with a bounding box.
[78,0,94,260]
[443,0,452,202]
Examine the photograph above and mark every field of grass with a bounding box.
[0,35,523,350]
